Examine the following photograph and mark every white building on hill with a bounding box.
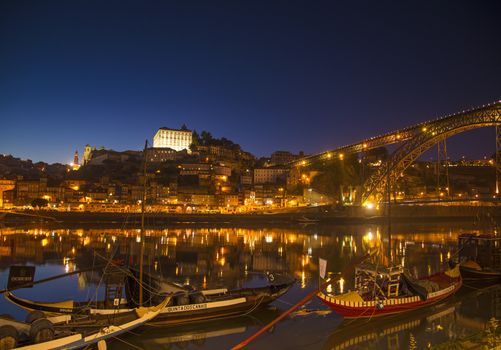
[153,127,192,152]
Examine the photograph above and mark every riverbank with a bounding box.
[2,204,500,227]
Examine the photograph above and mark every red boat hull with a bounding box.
[318,272,461,318]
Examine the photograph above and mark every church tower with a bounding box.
[71,150,81,170]
[83,144,93,165]
[73,150,79,165]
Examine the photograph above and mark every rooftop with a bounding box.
[158,127,192,133]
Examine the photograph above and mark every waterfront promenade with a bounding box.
[2,203,500,226]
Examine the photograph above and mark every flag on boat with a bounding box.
[8,266,35,289]
[319,258,327,279]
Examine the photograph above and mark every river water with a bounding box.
[0,222,498,349]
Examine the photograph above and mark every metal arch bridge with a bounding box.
[290,100,501,204]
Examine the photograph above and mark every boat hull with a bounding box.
[318,274,461,319]
[5,282,294,325]
[460,266,501,284]
[8,297,169,350]
[153,289,287,324]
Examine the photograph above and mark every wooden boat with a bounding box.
[5,276,294,325]
[129,274,294,324]
[317,262,461,318]
[0,296,169,350]
[458,233,501,284]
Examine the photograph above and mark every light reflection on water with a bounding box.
[0,222,498,349]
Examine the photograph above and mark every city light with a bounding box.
[363,201,375,210]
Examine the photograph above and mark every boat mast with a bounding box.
[386,160,392,263]
[139,140,148,306]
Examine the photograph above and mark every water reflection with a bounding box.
[0,223,496,349]
[119,306,283,349]
[322,285,501,350]
[0,225,465,285]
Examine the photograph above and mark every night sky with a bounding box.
[1,1,500,164]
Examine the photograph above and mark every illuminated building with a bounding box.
[253,185,276,206]
[73,150,79,166]
[70,150,80,170]
[180,163,211,177]
[213,165,231,177]
[217,194,239,209]
[270,151,303,165]
[83,144,95,165]
[153,127,192,152]
[0,180,15,208]
[145,147,180,163]
[240,174,252,185]
[15,178,47,205]
[253,168,288,184]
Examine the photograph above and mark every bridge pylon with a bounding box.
[496,123,501,195]
[436,140,450,199]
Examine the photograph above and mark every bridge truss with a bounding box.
[291,101,501,205]
[361,102,501,203]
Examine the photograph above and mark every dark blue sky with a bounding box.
[1,0,500,164]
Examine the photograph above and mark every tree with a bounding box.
[311,154,360,201]
[31,198,49,209]
[200,131,213,145]
[191,130,200,147]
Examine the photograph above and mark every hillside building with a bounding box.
[253,168,288,184]
[153,127,192,152]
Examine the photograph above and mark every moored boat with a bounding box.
[0,296,169,350]
[458,233,501,284]
[149,282,293,324]
[5,274,295,325]
[317,262,461,318]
